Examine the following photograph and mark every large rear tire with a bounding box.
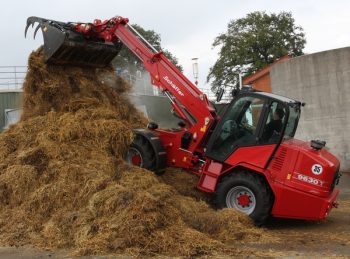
[125,135,164,175]
[214,171,273,225]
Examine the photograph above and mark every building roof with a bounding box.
[243,55,290,84]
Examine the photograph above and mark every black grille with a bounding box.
[271,147,287,171]
[330,166,341,192]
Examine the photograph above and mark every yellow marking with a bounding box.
[287,173,292,180]
[183,157,187,162]
[200,125,207,132]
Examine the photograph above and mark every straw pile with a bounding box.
[0,48,271,257]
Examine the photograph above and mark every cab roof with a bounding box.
[243,90,301,105]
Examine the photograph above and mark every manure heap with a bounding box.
[0,48,273,257]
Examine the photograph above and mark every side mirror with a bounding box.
[216,88,224,102]
[232,88,240,97]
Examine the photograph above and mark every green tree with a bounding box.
[113,24,183,75]
[207,11,306,92]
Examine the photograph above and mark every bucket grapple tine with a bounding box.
[25,16,48,38]
[33,23,42,39]
[24,16,123,68]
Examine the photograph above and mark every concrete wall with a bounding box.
[127,94,229,129]
[127,94,182,129]
[270,47,350,171]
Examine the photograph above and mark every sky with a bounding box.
[2,0,350,90]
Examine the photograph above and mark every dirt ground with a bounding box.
[0,172,349,258]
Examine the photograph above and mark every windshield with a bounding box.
[205,96,266,161]
[284,104,300,138]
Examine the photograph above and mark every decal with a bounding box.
[294,172,324,187]
[311,164,323,175]
[163,76,184,96]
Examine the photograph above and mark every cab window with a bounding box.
[284,105,300,138]
[208,96,265,161]
[260,102,287,144]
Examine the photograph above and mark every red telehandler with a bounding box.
[25,16,341,224]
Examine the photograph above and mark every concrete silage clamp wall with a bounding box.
[127,94,182,129]
[128,94,229,130]
[270,47,350,171]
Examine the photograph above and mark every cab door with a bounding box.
[205,94,287,169]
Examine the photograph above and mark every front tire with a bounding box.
[214,171,273,225]
[125,135,163,175]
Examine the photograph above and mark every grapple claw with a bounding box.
[24,20,33,38]
[25,16,46,38]
[24,16,123,67]
[33,23,42,39]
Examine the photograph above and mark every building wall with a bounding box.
[270,47,350,171]
[0,91,22,130]
[250,73,272,92]
[243,55,290,93]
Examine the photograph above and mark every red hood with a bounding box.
[283,138,339,168]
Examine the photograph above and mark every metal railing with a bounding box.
[0,66,233,102]
[0,66,27,90]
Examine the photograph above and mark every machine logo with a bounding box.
[163,76,184,96]
[311,164,323,175]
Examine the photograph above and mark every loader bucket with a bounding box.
[25,17,123,68]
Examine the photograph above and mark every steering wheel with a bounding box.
[239,122,253,135]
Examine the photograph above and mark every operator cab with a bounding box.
[205,91,301,162]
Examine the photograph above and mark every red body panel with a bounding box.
[225,145,276,169]
[271,182,339,220]
[267,139,340,220]
[155,129,196,169]
[279,139,339,197]
[197,145,276,192]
